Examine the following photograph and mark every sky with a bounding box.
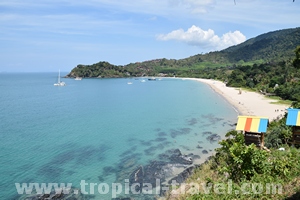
[0,0,299,72]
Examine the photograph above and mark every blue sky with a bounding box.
[0,0,299,72]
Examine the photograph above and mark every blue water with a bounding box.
[0,73,237,199]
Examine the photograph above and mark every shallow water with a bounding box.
[0,73,237,199]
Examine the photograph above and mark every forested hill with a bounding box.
[66,27,300,78]
[222,27,300,62]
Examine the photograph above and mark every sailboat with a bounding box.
[54,70,66,86]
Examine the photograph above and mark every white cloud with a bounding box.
[157,25,246,50]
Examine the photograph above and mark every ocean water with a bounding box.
[0,73,237,199]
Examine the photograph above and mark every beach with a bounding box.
[188,78,289,121]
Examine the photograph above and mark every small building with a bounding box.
[286,108,300,144]
[236,116,269,148]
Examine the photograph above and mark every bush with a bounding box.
[215,131,269,182]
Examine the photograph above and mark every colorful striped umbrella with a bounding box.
[286,109,300,126]
[236,116,269,133]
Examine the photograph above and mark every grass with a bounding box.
[196,62,229,68]
[240,87,256,92]
[264,96,293,106]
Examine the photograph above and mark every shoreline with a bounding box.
[160,77,291,199]
[187,78,289,121]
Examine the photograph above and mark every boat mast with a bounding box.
[58,70,60,83]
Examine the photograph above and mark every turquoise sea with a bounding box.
[0,73,237,199]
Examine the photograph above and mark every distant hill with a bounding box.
[183,27,300,65]
[66,27,300,78]
[222,27,300,62]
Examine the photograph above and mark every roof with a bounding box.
[236,116,269,133]
[286,108,300,126]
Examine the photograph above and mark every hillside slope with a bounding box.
[222,27,300,62]
[66,27,300,78]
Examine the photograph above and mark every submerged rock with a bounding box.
[202,131,213,135]
[127,148,195,194]
[157,149,193,165]
[187,118,198,125]
[155,137,167,142]
[206,134,221,144]
[202,150,209,154]
[157,131,167,137]
[167,165,198,184]
[18,188,87,200]
[129,161,168,187]
[170,128,192,138]
[170,154,193,165]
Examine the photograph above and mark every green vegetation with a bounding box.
[265,96,293,106]
[225,61,300,101]
[164,130,300,200]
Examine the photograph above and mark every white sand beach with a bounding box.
[188,78,290,121]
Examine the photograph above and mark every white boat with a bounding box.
[127,82,133,85]
[140,79,146,82]
[75,77,82,80]
[54,70,66,86]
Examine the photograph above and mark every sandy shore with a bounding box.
[186,78,290,121]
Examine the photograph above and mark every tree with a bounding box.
[215,131,268,182]
[293,46,300,69]
[265,117,292,148]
